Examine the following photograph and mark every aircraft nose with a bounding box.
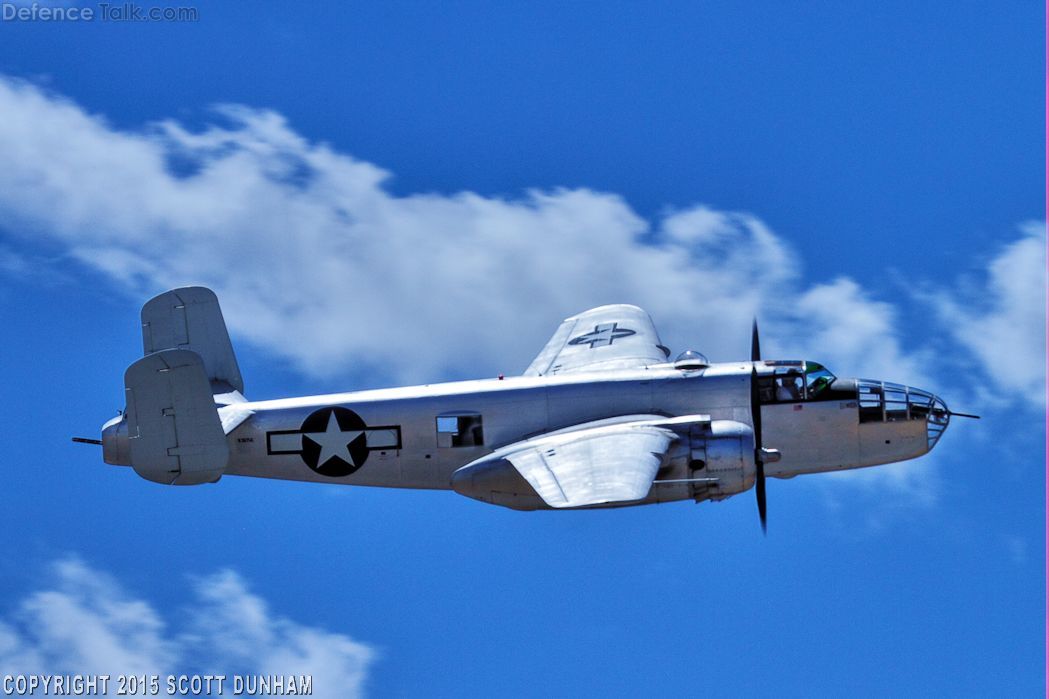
[856,380,950,451]
[902,386,950,451]
[923,393,951,450]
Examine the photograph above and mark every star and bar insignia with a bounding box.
[266,407,401,477]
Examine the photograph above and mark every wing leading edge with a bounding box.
[523,304,670,376]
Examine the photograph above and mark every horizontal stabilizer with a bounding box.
[124,349,229,485]
[141,286,244,394]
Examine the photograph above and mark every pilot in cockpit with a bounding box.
[775,374,804,401]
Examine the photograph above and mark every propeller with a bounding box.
[749,319,769,534]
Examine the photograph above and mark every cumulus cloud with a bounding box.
[0,75,924,388]
[787,277,932,389]
[822,456,941,510]
[929,222,1046,407]
[0,74,1037,504]
[0,559,375,698]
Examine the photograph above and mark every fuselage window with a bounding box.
[858,382,883,422]
[857,380,932,423]
[436,413,484,447]
[884,386,910,421]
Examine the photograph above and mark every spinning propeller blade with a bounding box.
[750,319,767,534]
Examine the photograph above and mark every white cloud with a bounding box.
[821,457,940,509]
[0,559,375,698]
[930,222,1046,407]
[786,277,933,389]
[183,570,374,694]
[0,74,1036,504]
[0,75,924,389]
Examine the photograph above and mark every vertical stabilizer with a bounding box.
[141,286,244,394]
[124,349,229,485]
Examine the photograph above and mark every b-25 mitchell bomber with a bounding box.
[79,287,976,530]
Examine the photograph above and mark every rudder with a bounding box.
[141,286,244,395]
[124,349,229,485]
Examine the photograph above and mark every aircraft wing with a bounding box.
[453,415,700,509]
[523,304,670,376]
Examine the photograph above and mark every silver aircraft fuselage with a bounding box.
[103,360,943,508]
[95,288,959,514]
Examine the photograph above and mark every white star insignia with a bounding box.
[303,411,363,469]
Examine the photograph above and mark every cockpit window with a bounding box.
[805,362,836,398]
[757,364,805,404]
[758,360,841,404]
[776,373,804,401]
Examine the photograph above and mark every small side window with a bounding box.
[436,416,459,434]
[858,382,883,423]
[436,413,484,448]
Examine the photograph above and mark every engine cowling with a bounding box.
[687,419,756,500]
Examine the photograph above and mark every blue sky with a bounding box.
[0,2,1044,696]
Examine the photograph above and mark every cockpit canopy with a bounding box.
[757,360,844,404]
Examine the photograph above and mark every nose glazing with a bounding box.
[856,380,950,450]
[907,387,950,450]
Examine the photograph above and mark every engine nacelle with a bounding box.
[687,419,756,500]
